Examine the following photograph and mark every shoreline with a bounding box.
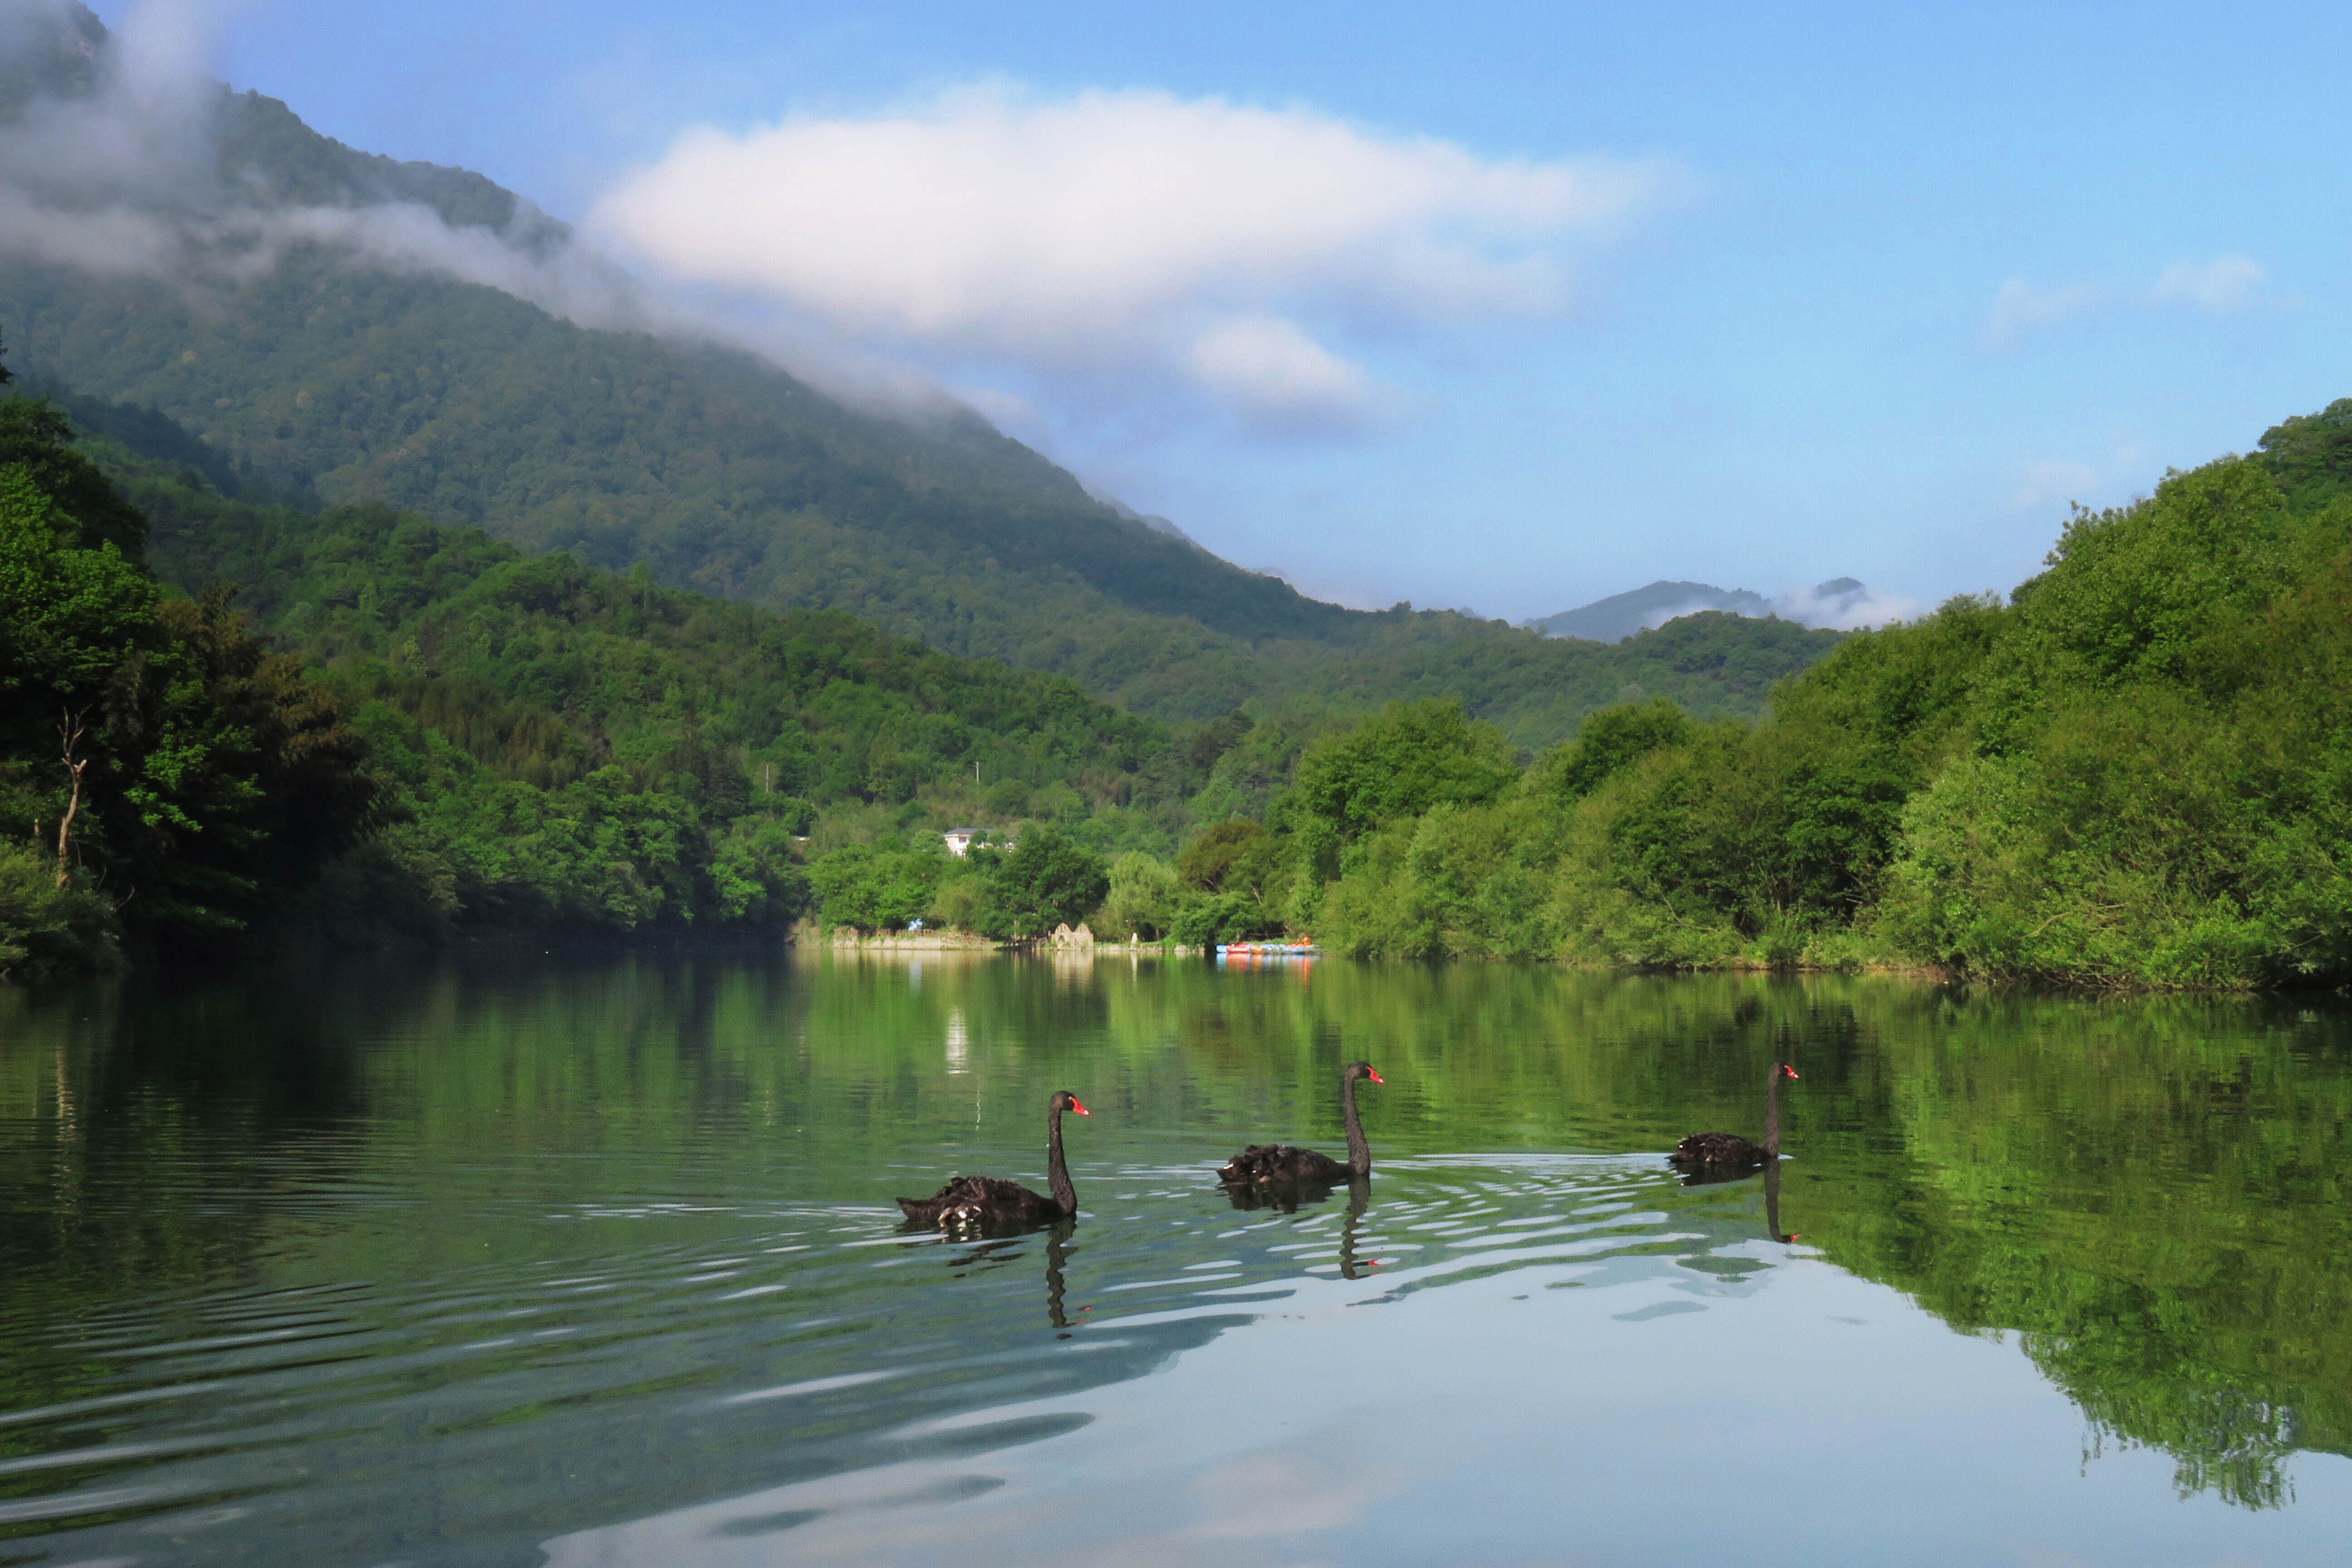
[814,923,1205,957]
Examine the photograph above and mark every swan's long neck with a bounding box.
[1763,1066,1783,1160]
[1341,1073,1371,1178]
[1045,1105,1077,1215]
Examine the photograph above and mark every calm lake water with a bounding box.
[4,949,2352,1567]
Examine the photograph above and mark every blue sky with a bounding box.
[84,0,2352,621]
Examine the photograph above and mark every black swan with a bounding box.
[897,1090,1088,1231]
[1220,1061,1383,1186]
[1669,1061,1797,1174]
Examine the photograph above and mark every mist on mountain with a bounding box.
[1527,576,1920,642]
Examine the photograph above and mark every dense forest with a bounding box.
[12,333,2352,987]
[1,349,1201,965]
[1201,400,2352,988]
[2,332,1843,974]
[1,345,373,970]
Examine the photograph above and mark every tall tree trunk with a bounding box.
[55,710,88,891]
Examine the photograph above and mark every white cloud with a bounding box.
[4,10,1677,446]
[1769,580,1920,630]
[1605,581,1920,636]
[1983,254,2289,349]
[0,181,660,333]
[0,0,220,206]
[2009,444,2152,514]
[2147,253,2269,313]
[588,83,1681,429]
[0,3,517,287]
[1182,315,1388,428]
[1636,594,1730,633]
[1980,277,2103,349]
[946,383,1042,434]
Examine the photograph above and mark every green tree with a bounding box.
[0,397,148,558]
[1099,850,1179,939]
[808,839,944,932]
[1528,700,1694,804]
[980,828,1109,938]
[95,587,380,933]
[1281,699,1519,881]
[2256,397,2352,499]
[1177,819,1269,890]
[2,387,379,952]
[0,464,154,709]
[1168,888,1277,947]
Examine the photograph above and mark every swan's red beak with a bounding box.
[1367,1068,1384,1084]
[1069,1098,1090,1116]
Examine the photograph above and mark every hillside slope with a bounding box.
[0,3,1839,736]
[42,403,1198,942]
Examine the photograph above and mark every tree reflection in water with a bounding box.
[5,953,2352,1543]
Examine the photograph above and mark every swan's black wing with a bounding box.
[896,1175,1059,1229]
[1667,1132,1767,1168]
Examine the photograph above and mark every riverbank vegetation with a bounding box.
[2,341,1841,971]
[2,353,379,972]
[12,306,2352,986]
[0,354,1324,965]
[1210,407,2352,987]
[1,335,1167,967]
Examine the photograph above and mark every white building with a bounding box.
[942,828,1014,858]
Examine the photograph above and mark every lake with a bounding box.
[3,948,2350,1566]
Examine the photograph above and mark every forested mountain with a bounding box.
[3,363,1215,964]
[1526,579,1777,640]
[0,2,1836,734]
[27,371,2347,985]
[0,1,1856,976]
[1525,576,1880,642]
[0,320,1847,973]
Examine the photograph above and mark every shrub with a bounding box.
[0,843,118,975]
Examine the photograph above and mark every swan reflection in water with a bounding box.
[1223,1175,1379,1279]
[1336,1180,1374,1279]
[1044,1220,1076,1332]
[927,1219,1086,1333]
[1762,1159,1796,1245]
[1675,1152,1800,1244]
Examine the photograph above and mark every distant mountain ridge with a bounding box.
[1529,577,1877,643]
